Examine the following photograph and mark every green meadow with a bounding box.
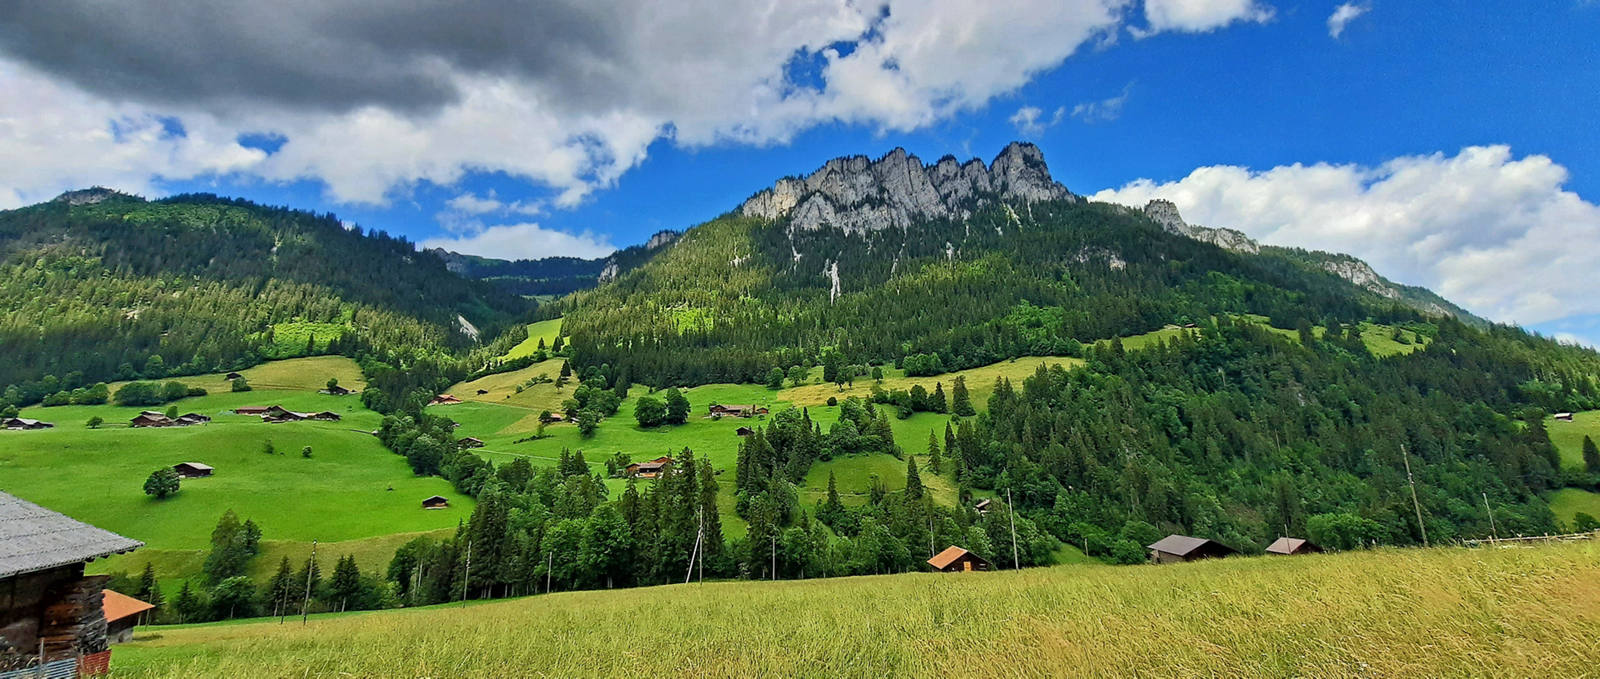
[1546,409,1600,471]
[1549,488,1600,527]
[0,358,469,588]
[501,318,565,360]
[113,540,1600,678]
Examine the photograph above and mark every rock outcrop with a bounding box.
[739,142,1075,234]
[1143,199,1260,254]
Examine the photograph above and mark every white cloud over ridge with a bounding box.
[1327,3,1370,39]
[0,0,1274,209]
[1091,146,1600,330]
[421,223,616,261]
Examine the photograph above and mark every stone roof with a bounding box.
[0,492,142,579]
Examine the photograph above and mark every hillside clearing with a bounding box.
[1547,410,1600,471]
[113,541,1600,678]
[502,318,564,360]
[1549,488,1600,527]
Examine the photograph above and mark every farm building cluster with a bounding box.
[707,404,768,418]
[129,411,211,428]
[233,406,340,423]
[624,456,675,479]
[1,491,145,675]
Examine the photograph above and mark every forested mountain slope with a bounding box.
[0,190,530,403]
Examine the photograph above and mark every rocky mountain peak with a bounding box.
[52,187,132,206]
[739,142,1075,234]
[1142,199,1260,255]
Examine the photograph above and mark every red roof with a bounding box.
[101,589,155,623]
[928,545,973,570]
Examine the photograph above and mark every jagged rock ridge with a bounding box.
[1143,199,1260,254]
[739,142,1075,234]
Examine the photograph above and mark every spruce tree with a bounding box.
[927,431,942,473]
[265,556,296,618]
[137,563,165,612]
[931,382,947,413]
[1584,435,1600,474]
[329,555,363,612]
[174,581,204,623]
[951,376,974,416]
[905,458,923,500]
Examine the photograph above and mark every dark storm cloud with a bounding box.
[0,0,623,115]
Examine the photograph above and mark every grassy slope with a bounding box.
[1546,410,1600,471]
[1549,489,1600,527]
[0,357,468,587]
[502,318,565,360]
[115,541,1600,678]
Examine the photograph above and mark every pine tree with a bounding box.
[1584,435,1600,474]
[174,581,204,623]
[137,563,164,612]
[931,382,947,413]
[329,555,363,612]
[697,459,724,560]
[824,471,843,517]
[927,430,943,473]
[264,556,297,617]
[905,457,923,500]
[951,376,974,416]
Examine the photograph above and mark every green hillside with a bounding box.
[113,541,1600,678]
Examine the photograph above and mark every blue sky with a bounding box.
[1,1,1598,343]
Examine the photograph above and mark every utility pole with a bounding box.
[1401,445,1429,547]
[684,520,702,585]
[461,540,472,605]
[1483,492,1499,543]
[1006,488,1019,569]
[300,540,317,625]
[545,551,553,594]
[697,507,704,584]
[771,534,777,581]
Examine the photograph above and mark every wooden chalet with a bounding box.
[262,410,340,424]
[129,412,172,428]
[541,412,565,423]
[2,417,54,430]
[421,495,450,510]
[457,437,485,449]
[0,491,142,676]
[1265,537,1322,556]
[1147,535,1237,564]
[233,405,278,416]
[224,372,243,381]
[428,394,463,406]
[735,426,755,437]
[174,413,211,426]
[625,456,675,479]
[319,385,353,396]
[1554,412,1574,422]
[708,404,768,418]
[172,462,213,478]
[927,546,991,572]
[973,499,992,514]
[99,590,154,644]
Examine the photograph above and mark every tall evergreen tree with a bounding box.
[1585,435,1600,474]
[951,376,974,416]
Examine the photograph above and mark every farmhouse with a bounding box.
[174,413,211,426]
[172,462,213,478]
[100,590,154,644]
[2,417,54,430]
[320,384,353,396]
[1265,537,1322,556]
[428,394,463,406]
[625,456,675,479]
[1147,535,1237,564]
[1554,412,1574,421]
[708,404,768,418]
[0,491,142,676]
[422,495,450,510]
[541,412,565,423]
[458,437,485,449]
[927,546,991,572]
[224,372,243,381]
[233,406,276,416]
[129,412,172,428]
[735,426,754,437]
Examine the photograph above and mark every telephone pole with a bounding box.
[461,540,472,605]
[1401,445,1429,547]
[1006,487,1019,569]
[300,540,317,625]
[1482,492,1499,542]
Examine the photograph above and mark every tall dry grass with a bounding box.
[116,541,1600,678]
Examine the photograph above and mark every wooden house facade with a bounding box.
[421,496,450,510]
[708,404,768,418]
[1147,535,1237,564]
[927,546,991,572]
[172,462,213,478]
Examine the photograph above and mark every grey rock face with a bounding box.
[739,142,1075,234]
[1142,199,1260,255]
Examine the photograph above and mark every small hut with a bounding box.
[0,492,142,675]
[2,417,54,430]
[973,499,992,514]
[224,372,243,381]
[625,456,675,479]
[927,546,991,572]
[1554,412,1574,422]
[458,437,485,449]
[735,426,755,437]
[428,394,463,406]
[422,495,450,510]
[320,384,353,396]
[100,590,155,644]
[1265,537,1322,556]
[172,462,213,479]
[1147,535,1236,564]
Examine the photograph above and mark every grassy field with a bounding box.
[1546,410,1599,471]
[107,355,368,397]
[1549,488,1600,527]
[501,318,564,360]
[0,357,467,588]
[778,356,1084,408]
[113,540,1600,678]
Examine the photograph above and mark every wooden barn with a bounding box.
[99,590,154,644]
[421,496,450,510]
[457,437,485,449]
[2,418,54,431]
[735,426,754,437]
[625,456,675,479]
[1265,537,1322,556]
[174,413,211,426]
[1554,412,1574,421]
[708,404,768,418]
[224,372,243,381]
[428,394,462,406]
[1147,535,1237,564]
[927,546,991,572]
[172,462,213,479]
[973,499,992,514]
[233,406,275,416]
[128,412,172,428]
[320,385,353,396]
[0,491,142,676]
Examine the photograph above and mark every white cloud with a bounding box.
[1090,146,1600,329]
[421,222,616,260]
[1139,0,1274,35]
[0,0,1249,209]
[1071,83,1133,123]
[1009,106,1066,136]
[1327,3,1370,39]
[446,191,542,218]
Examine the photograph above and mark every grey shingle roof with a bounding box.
[1147,534,1211,556]
[0,491,142,579]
